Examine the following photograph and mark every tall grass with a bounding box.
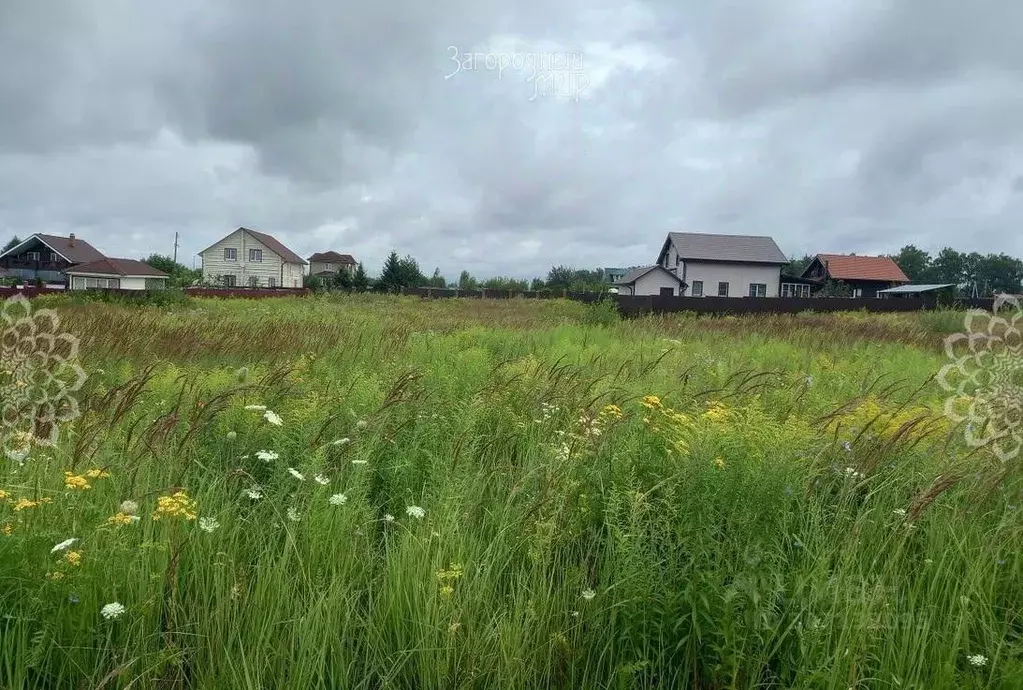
[1,297,1019,689]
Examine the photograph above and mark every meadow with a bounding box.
[1,295,1020,689]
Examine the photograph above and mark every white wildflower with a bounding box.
[351,459,368,465]
[255,450,279,462]
[406,505,425,519]
[286,507,301,522]
[287,468,305,481]
[118,500,139,515]
[331,438,351,446]
[328,493,348,506]
[245,486,263,500]
[6,449,29,462]
[967,654,988,667]
[893,508,907,516]
[314,474,330,485]
[263,410,283,426]
[581,589,597,601]
[383,513,395,522]
[51,538,78,553]
[355,420,368,430]
[244,404,267,411]
[100,602,126,619]
[199,517,220,533]
[226,431,237,441]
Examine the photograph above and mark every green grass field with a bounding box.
[1,296,1020,689]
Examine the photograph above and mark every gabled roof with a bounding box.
[199,228,308,265]
[659,232,788,265]
[0,233,106,264]
[809,254,910,282]
[614,265,684,286]
[65,258,169,277]
[308,251,356,264]
[877,284,955,294]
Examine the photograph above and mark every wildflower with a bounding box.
[570,610,580,618]
[701,401,729,423]
[286,507,301,522]
[713,457,725,469]
[314,474,330,485]
[0,489,8,501]
[804,375,814,387]
[118,500,139,515]
[68,592,80,604]
[51,538,78,553]
[245,486,263,500]
[351,459,368,465]
[355,420,368,430]
[893,509,907,516]
[1,524,12,536]
[924,558,934,565]
[640,396,662,410]
[448,621,462,634]
[383,514,395,522]
[64,551,83,566]
[5,449,29,462]
[199,517,220,533]
[439,585,454,598]
[843,467,862,480]
[85,468,110,479]
[100,602,126,620]
[600,404,623,420]
[331,438,351,446]
[436,563,464,582]
[967,654,988,667]
[842,441,853,453]
[287,468,305,481]
[106,512,139,527]
[406,505,425,519]
[263,410,283,426]
[328,493,348,506]
[48,571,65,581]
[152,491,198,521]
[63,472,91,491]
[581,589,597,601]
[12,498,40,511]
[226,431,237,441]
[244,404,267,411]
[255,450,279,462]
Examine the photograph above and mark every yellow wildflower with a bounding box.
[152,491,198,521]
[48,571,64,581]
[86,468,110,479]
[701,401,729,423]
[641,395,662,410]
[714,457,726,469]
[439,585,455,598]
[64,551,83,566]
[1,523,12,536]
[63,472,91,491]
[0,489,9,501]
[105,512,137,527]
[436,563,465,582]
[599,404,623,421]
[12,498,40,511]
[40,497,52,504]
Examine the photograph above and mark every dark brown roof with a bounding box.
[0,233,106,264]
[65,258,169,277]
[241,228,307,265]
[308,251,356,264]
[812,254,909,282]
[660,232,788,264]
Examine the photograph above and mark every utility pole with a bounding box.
[173,232,179,264]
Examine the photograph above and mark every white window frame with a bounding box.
[781,283,811,298]
[249,249,263,262]
[248,275,259,288]
[717,281,729,297]
[49,252,59,263]
[852,288,863,298]
[749,283,768,298]
[267,277,276,288]
[224,247,238,261]
[27,251,40,261]
[223,274,237,287]
[324,263,333,271]
[691,280,703,297]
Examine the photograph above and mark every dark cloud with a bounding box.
[1,0,1022,278]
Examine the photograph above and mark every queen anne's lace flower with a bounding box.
[263,410,283,426]
[967,654,988,667]
[286,507,301,522]
[287,468,305,481]
[255,450,279,462]
[199,517,220,533]
[328,493,347,506]
[314,474,330,485]
[406,505,425,519]
[100,602,126,619]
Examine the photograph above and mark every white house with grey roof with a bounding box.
[656,232,788,298]
[613,265,686,296]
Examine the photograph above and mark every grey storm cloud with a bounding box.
[1,0,1022,277]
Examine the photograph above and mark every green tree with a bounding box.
[351,262,371,292]
[931,247,965,286]
[457,270,479,291]
[3,236,22,252]
[142,253,201,288]
[890,245,933,282]
[396,254,426,288]
[377,251,403,293]
[427,268,447,288]
[783,254,816,278]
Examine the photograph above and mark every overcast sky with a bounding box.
[2,1,1022,278]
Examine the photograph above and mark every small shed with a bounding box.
[613,265,687,297]
[877,283,956,306]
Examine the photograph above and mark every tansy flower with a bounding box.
[48,571,64,581]
[0,489,9,501]
[105,513,139,527]
[199,517,220,533]
[1,524,12,536]
[64,551,83,566]
[328,493,347,506]
[85,468,110,479]
[12,498,41,511]
[152,491,198,521]
[287,468,305,481]
[314,474,330,485]
[100,602,126,619]
[641,396,662,410]
[263,410,283,426]
[714,457,725,469]
[51,538,78,553]
[63,473,91,491]
[406,505,425,519]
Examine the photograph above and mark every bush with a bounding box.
[579,297,621,327]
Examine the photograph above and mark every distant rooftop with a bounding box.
[877,284,955,294]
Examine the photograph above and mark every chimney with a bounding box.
[69,233,76,247]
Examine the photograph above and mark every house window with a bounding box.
[249,249,263,262]
[852,288,863,298]
[49,252,58,263]
[659,286,675,296]
[27,251,40,261]
[248,275,259,288]
[223,275,236,287]
[267,277,276,288]
[717,282,729,297]
[781,283,811,298]
[324,263,333,271]
[691,280,703,297]
[749,283,767,297]
[83,277,120,289]
[224,248,237,261]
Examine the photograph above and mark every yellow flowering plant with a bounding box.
[153,491,198,521]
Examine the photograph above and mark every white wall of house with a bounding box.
[201,229,304,288]
[661,242,681,273]
[68,275,158,290]
[681,261,782,298]
[619,269,682,296]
